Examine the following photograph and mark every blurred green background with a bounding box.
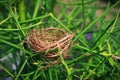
[0,0,120,80]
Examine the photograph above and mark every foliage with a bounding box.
[0,0,120,80]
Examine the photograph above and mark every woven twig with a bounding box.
[24,28,73,58]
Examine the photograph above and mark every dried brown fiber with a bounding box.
[23,28,73,58]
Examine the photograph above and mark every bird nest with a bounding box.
[24,28,74,58]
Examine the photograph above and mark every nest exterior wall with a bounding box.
[25,28,74,58]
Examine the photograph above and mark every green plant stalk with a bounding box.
[110,9,120,33]
[18,0,26,34]
[58,45,72,80]
[107,40,112,54]
[0,16,11,25]
[68,5,81,18]
[48,69,53,80]
[32,64,41,80]
[58,5,69,19]
[73,1,120,43]
[81,0,85,31]
[9,6,25,36]
[24,76,30,80]
[19,0,26,21]
[56,0,94,5]
[74,44,89,52]
[20,71,35,76]
[0,39,32,56]
[53,5,69,28]
[42,72,47,80]
[32,0,41,18]
[33,73,41,80]
[85,69,96,79]
[0,65,14,78]
[85,58,105,79]
[67,53,90,65]
[80,72,86,80]
[0,48,14,58]
[54,69,59,80]
[0,21,43,31]
[110,35,120,44]
[20,13,50,24]
[91,18,115,50]
[15,59,27,80]
[92,8,120,50]
[78,38,89,48]
[50,13,71,33]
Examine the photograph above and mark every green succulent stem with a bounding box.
[19,0,26,34]
[19,0,26,21]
